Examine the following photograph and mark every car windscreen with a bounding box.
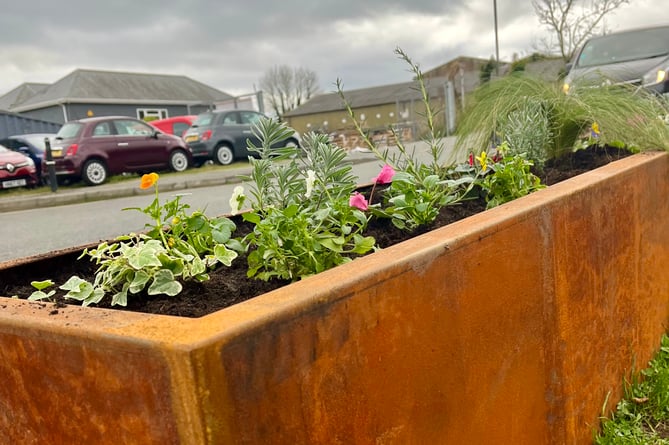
[193,113,214,126]
[55,123,83,139]
[577,27,669,68]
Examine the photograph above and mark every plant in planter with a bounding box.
[27,171,243,306]
[456,72,669,162]
[2,52,669,444]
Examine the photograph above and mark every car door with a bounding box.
[111,119,167,170]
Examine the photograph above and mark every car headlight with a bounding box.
[642,59,669,86]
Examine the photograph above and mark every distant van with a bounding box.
[149,116,197,138]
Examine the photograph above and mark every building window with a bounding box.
[137,109,168,122]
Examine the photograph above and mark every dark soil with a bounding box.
[0,145,633,318]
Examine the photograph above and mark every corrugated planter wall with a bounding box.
[1,152,668,444]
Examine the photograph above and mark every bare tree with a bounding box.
[532,0,629,62]
[259,66,319,120]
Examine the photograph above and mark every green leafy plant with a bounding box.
[495,98,553,169]
[456,74,669,162]
[241,119,376,281]
[30,173,243,306]
[472,142,545,209]
[28,279,56,301]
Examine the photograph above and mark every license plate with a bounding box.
[2,179,27,189]
[50,148,63,157]
[184,134,199,143]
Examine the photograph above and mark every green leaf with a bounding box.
[62,279,95,302]
[242,212,261,224]
[129,270,151,294]
[157,253,185,276]
[83,288,105,307]
[28,290,56,301]
[59,276,90,292]
[213,245,238,266]
[283,204,299,218]
[148,269,182,296]
[30,279,54,291]
[111,284,129,307]
[126,242,163,269]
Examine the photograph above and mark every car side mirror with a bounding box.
[152,130,160,139]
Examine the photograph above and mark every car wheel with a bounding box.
[285,138,299,148]
[169,150,189,172]
[82,159,108,186]
[214,144,234,165]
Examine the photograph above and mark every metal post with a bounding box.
[44,137,58,192]
[494,0,500,77]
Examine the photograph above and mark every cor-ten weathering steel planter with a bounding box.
[1,152,669,444]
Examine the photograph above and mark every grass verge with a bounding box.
[595,334,669,444]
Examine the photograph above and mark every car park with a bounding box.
[182,110,299,165]
[49,116,192,186]
[149,115,197,138]
[563,25,669,95]
[0,133,57,183]
[0,144,38,189]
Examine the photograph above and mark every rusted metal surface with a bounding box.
[0,152,667,444]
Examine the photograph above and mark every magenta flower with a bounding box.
[349,192,369,211]
[374,164,396,184]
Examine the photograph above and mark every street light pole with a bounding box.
[494,0,500,77]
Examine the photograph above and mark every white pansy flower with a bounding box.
[305,170,316,198]
[229,185,245,215]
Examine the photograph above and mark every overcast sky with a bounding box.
[0,0,663,98]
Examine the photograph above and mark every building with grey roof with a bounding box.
[0,69,235,124]
[0,83,50,112]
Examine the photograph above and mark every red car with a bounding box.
[149,115,197,138]
[49,116,192,186]
[0,144,38,189]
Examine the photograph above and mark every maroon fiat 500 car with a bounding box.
[0,144,38,189]
[48,116,192,186]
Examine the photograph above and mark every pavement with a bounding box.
[0,149,380,213]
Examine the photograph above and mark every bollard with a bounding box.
[44,137,58,192]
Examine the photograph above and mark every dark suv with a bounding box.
[49,116,192,185]
[183,110,299,165]
[563,25,669,95]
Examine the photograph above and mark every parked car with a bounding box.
[183,110,299,165]
[0,133,57,183]
[563,25,669,95]
[49,116,192,186]
[149,115,197,138]
[0,144,38,189]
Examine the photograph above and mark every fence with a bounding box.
[0,112,61,139]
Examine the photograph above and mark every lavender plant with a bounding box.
[241,119,376,281]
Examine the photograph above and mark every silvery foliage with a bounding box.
[498,98,552,169]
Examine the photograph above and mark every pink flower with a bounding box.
[349,192,369,211]
[374,164,395,184]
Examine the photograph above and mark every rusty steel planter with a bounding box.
[1,152,669,444]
